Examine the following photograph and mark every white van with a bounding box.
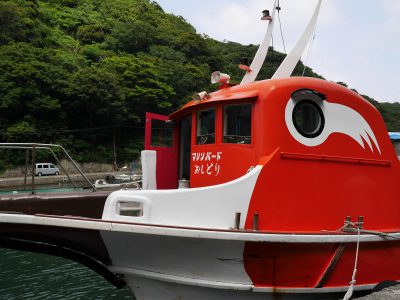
[35,163,60,176]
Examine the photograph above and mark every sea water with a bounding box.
[0,248,135,299]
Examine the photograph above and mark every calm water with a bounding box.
[0,248,135,300]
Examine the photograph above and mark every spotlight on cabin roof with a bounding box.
[239,57,252,72]
[211,71,230,84]
[192,91,209,102]
[261,9,272,21]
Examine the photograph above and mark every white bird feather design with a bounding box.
[285,99,381,154]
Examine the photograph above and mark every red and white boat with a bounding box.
[1,1,400,299]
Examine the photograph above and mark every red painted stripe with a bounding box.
[280,152,392,166]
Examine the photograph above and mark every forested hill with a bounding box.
[0,0,399,167]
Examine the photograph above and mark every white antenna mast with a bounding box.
[272,0,322,79]
[240,0,278,85]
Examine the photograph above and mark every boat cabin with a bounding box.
[145,76,398,190]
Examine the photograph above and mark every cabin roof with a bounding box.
[169,77,337,120]
[169,83,259,120]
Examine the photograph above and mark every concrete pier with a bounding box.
[354,283,400,299]
[0,172,112,190]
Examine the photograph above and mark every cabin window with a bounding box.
[292,100,324,138]
[196,108,215,144]
[151,119,173,147]
[223,104,252,144]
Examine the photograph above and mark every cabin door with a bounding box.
[145,112,178,189]
[179,115,192,181]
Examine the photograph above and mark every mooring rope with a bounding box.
[322,220,400,300]
[343,226,360,300]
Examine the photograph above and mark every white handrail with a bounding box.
[240,0,277,85]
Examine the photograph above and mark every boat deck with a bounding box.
[0,191,111,219]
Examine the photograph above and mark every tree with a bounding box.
[0,1,39,45]
[0,0,399,169]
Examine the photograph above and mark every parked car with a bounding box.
[35,163,60,176]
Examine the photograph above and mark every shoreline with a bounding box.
[0,171,139,190]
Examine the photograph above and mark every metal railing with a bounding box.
[0,143,96,193]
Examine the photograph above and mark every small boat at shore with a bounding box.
[94,174,141,191]
[1,1,400,299]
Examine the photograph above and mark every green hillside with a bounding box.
[0,0,399,169]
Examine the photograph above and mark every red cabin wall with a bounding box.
[188,101,259,188]
[244,78,400,232]
[172,77,400,232]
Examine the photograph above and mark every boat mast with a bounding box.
[272,0,322,79]
[240,0,278,85]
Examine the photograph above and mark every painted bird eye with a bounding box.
[292,99,324,138]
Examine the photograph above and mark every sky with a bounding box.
[155,0,400,103]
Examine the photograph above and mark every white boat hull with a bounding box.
[100,230,372,300]
[0,211,389,300]
[124,275,350,300]
[101,231,251,287]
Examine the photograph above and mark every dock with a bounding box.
[354,283,400,299]
[0,172,114,190]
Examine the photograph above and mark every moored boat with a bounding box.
[1,1,400,299]
[94,174,141,191]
